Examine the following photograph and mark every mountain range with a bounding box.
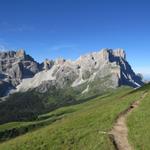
[0,48,150,150]
[0,48,144,124]
[0,48,143,98]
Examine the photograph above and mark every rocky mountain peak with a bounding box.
[43,59,53,70]
[113,48,126,59]
[55,58,66,65]
[0,49,41,96]
[0,48,144,97]
[15,49,26,58]
[98,48,126,61]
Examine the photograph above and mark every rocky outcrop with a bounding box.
[15,48,143,94]
[43,59,53,70]
[0,48,144,97]
[0,80,14,97]
[0,49,41,96]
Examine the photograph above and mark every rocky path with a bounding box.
[109,92,147,150]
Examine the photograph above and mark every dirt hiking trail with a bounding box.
[109,92,147,150]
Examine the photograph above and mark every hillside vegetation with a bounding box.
[0,85,149,150]
[0,84,113,124]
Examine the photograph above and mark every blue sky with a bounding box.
[0,0,150,79]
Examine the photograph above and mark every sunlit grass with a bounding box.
[127,84,150,150]
[0,86,145,150]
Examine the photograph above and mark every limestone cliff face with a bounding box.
[113,48,126,59]
[15,48,143,94]
[0,48,144,97]
[0,49,41,96]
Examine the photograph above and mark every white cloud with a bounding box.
[134,67,150,79]
[50,44,77,51]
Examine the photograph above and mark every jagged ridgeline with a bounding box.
[0,48,143,124]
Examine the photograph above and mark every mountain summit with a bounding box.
[0,48,143,97]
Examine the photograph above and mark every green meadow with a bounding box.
[0,85,149,150]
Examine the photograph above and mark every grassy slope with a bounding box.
[0,86,99,124]
[127,84,150,150]
[0,75,117,125]
[0,87,144,150]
